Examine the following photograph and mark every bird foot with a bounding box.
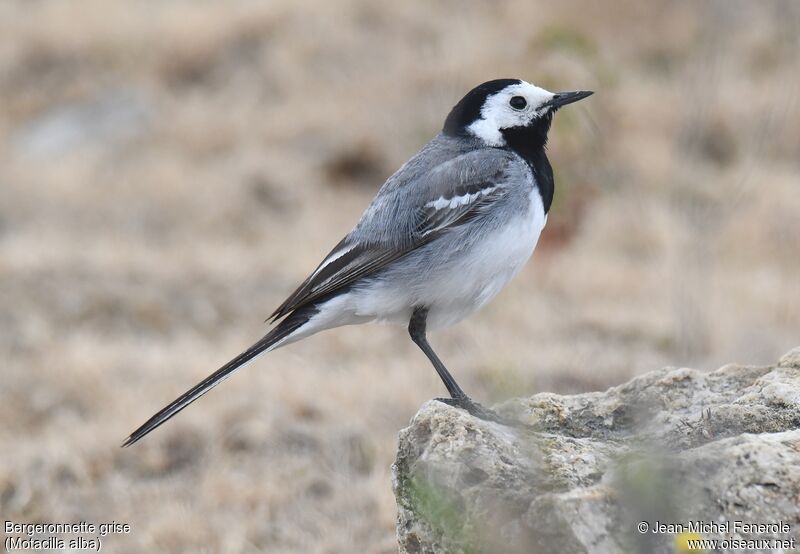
[435,395,519,427]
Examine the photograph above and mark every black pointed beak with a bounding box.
[546,90,594,109]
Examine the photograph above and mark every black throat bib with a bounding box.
[501,113,555,214]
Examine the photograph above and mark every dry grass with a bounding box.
[1,0,798,552]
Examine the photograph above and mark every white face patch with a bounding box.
[467,81,555,146]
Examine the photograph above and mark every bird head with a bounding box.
[443,79,592,147]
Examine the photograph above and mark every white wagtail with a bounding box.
[123,79,592,445]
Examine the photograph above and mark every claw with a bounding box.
[435,396,521,427]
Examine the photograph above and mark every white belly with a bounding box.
[423,189,546,328]
[348,188,547,330]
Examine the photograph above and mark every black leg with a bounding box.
[408,306,467,400]
[408,307,513,426]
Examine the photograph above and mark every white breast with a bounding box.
[421,187,547,329]
[344,184,547,330]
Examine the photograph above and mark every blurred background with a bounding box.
[1,0,798,552]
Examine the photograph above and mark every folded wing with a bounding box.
[268,148,517,321]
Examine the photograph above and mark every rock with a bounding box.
[393,348,800,553]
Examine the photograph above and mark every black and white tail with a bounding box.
[122,304,320,447]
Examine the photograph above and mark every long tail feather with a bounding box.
[122,305,318,447]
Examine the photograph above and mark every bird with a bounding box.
[123,79,592,446]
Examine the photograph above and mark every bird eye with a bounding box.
[509,96,527,109]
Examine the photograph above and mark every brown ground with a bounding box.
[1,1,798,552]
